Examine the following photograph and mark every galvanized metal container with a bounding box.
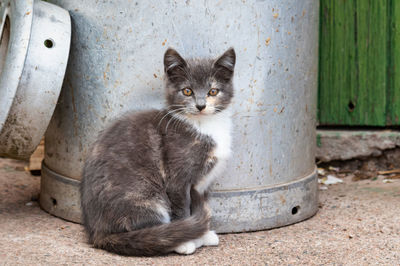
[43,0,319,232]
[0,0,70,160]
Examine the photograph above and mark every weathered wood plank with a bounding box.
[319,0,388,126]
[355,0,387,126]
[28,139,44,172]
[387,0,400,125]
[319,0,357,125]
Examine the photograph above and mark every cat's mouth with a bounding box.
[173,107,219,118]
[194,109,213,116]
[195,112,208,116]
[192,109,220,117]
[182,111,211,119]
[193,105,220,116]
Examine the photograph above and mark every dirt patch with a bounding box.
[318,147,400,181]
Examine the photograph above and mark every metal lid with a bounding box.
[0,0,71,159]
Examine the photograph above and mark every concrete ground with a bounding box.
[0,157,399,265]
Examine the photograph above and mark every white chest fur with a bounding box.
[185,110,232,193]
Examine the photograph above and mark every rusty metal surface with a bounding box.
[44,0,319,232]
[0,0,71,159]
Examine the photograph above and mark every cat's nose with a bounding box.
[196,104,206,111]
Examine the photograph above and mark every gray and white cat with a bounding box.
[80,47,236,256]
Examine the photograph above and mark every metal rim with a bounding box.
[0,0,33,132]
[0,0,71,159]
[40,162,318,233]
[209,168,319,233]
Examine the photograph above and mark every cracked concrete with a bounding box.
[316,130,400,162]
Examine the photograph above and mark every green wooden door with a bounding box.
[319,0,400,126]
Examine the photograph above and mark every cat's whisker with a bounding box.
[154,105,184,118]
[170,113,182,132]
[157,108,186,130]
[171,110,193,133]
[166,104,186,110]
[167,104,186,108]
[174,111,190,132]
[164,112,179,133]
[153,109,166,121]
[214,106,225,113]
[153,105,186,122]
[170,116,181,133]
[165,109,187,133]
[175,114,201,140]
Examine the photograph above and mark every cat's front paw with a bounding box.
[174,241,196,255]
[202,230,219,246]
[193,237,204,248]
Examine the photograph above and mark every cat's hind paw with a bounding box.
[202,230,219,246]
[174,241,196,255]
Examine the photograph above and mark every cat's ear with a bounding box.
[164,48,188,82]
[213,48,236,81]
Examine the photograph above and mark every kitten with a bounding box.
[80,47,236,256]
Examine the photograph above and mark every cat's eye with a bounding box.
[208,88,219,96]
[182,88,193,96]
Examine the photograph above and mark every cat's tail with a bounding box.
[93,187,210,256]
